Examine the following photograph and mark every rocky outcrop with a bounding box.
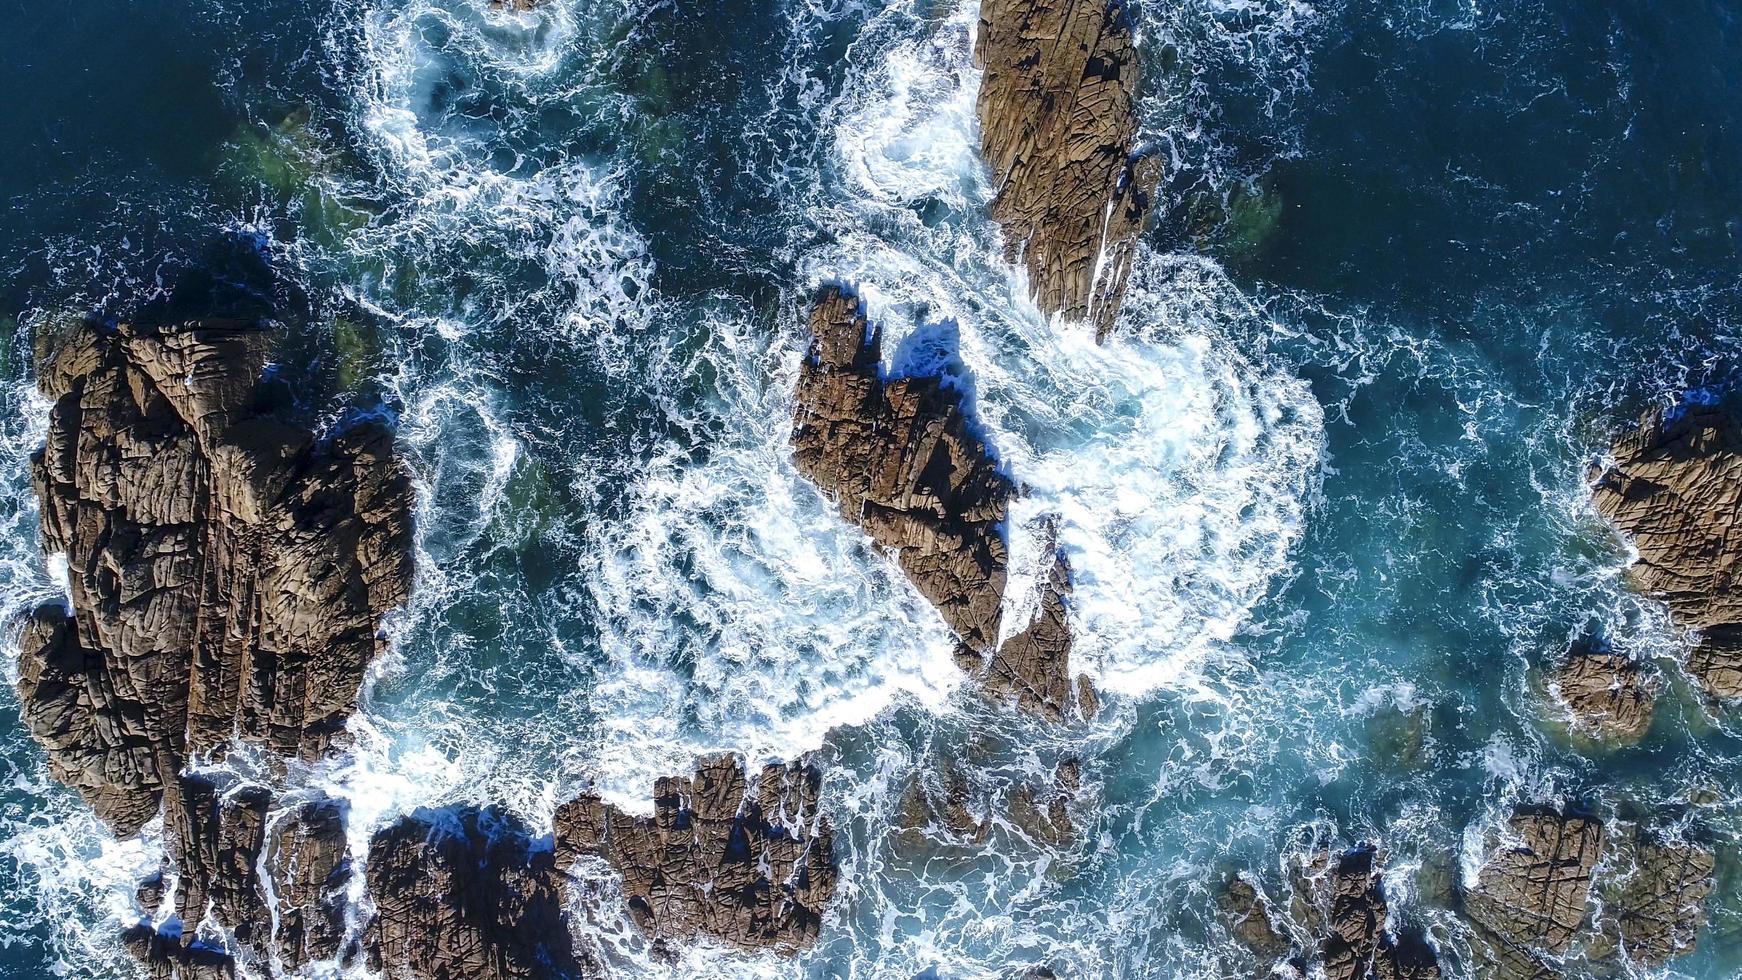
[1551,638,1657,744]
[792,288,1096,721]
[15,314,414,973]
[365,806,585,979]
[1215,873,1290,963]
[1287,844,1442,980]
[975,0,1160,338]
[1464,807,1604,977]
[1591,399,1742,701]
[554,754,835,955]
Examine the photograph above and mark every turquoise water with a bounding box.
[0,0,1740,976]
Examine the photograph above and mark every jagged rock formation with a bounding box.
[555,754,836,954]
[15,314,414,973]
[1214,873,1290,963]
[365,806,586,979]
[1221,842,1441,978]
[1591,399,1742,701]
[1283,844,1442,980]
[1591,832,1716,968]
[792,288,1096,721]
[1551,638,1657,744]
[975,0,1161,338]
[1464,807,1604,977]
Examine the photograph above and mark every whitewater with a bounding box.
[3,0,1742,976]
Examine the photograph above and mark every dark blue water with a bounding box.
[0,0,1739,976]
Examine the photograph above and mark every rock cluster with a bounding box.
[16,315,414,974]
[1551,638,1658,744]
[791,287,1095,721]
[366,806,586,979]
[1220,840,1442,979]
[1595,833,1716,968]
[555,754,836,955]
[1591,399,1742,701]
[975,0,1160,338]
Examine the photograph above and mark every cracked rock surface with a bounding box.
[16,314,413,974]
[1551,638,1658,744]
[555,753,836,955]
[1591,400,1742,701]
[1464,807,1604,977]
[366,806,587,979]
[792,288,1096,720]
[975,0,1160,338]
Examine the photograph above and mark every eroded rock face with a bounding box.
[965,531,1097,722]
[366,806,585,980]
[1591,400,1742,701]
[1289,844,1443,980]
[792,288,1012,652]
[1552,639,1657,744]
[555,754,835,954]
[975,0,1160,338]
[792,288,1096,720]
[1464,808,1604,977]
[16,315,414,973]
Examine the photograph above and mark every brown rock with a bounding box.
[975,0,1160,339]
[16,314,413,971]
[1007,759,1080,847]
[792,288,1011,652]
[266,797,353,966]
[1285,842,1442,980]
[366,806,585,979]
[968,529,1097,722]
[1216,873,1289,962]
[1593,832,1715,968]
[792,289,1095,722]
[1551,639,1657,744]
[1464,807,1604,977]
[554,754,835,954]
[1591,401,1742,701]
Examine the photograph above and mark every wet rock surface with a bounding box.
[793,288,1094,720]
[1551,638,1658,744]
[975,0,1160,338]
[1592,400,1742,701]
[366,806,586,980]
[1289,844,1443,980]
[15,314,414,973]
[554,753,836,955]
[1592,832,1716,968]
[1464,807,1604,977]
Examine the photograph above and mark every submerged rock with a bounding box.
[1591,399,1742,702]
[974,0,1160,338]
[1551,638,1658,744]
[792,288,1095,720]
[366,806,585,979]
[16,314,414,970]
[555,754,836,955]
[1464,807,1604,977]
[1215,872,1290,964]
[1591,831,1716,968]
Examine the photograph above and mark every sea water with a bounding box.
[0,0,1739,976]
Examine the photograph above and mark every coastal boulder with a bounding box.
[366,806,585,979]
[975,0,1160,338]
[1551,638,1657,744]
[555,754,835,954]
[1463,807,1604,977]
[1591,398,1742,701]
[792,288,1096,721]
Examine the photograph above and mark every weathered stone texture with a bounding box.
[1464,808,1604,977]
[555,754,835,954]
[1591,400,1742,701]
[975,0,1160,338]
[366,806,585,979]
[1552,640,1657,744]
[792,288,1095,720]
